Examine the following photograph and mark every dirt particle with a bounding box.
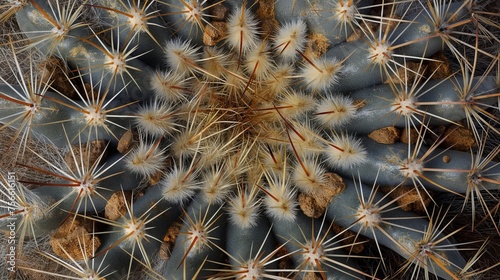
[149,168,164,185]
[442,155,451,163]
[210,2,229,21]
[256,0,279,39]
[302,272,322,280]
[386,61,422,85]
[442,125,476,151]
[105,191,132,220]
[400,127,419,144]
[160,220,183,260]
[330,224,366,254]
[382,185,431,213]
[276,245,293,277]
[299,173,346,218]
[64,140,107,172]
[425,51,452,79]
[50,217,100,260]
[305,33,330,59]
[38,57,76,99]
[117,129,136,154]
[203,21,227,46]
[368,126,401,144]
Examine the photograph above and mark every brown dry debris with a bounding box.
[204,2,229,46]
[330,224,366,254]
[276,245,293,277]
[117,129,136,154]
[50,217,100,260]
[346,16,379,42]
[305,33,330,59]
[368,126,401,144]
[442,155,451,163]
[256,0,279,39]
[386,51,451,85]
[160,220,183,260]
[386,61,423,85]
[400,127,419,144]
[425,51,452,79]
[346,27,365,42]
[298,194,323,218]
[38,56,76,99]
[64,140,107,171]
[149,168,164,185]
[382,185,431,213]
[442,125,476,151]
[151,156,173,186]
[302,272,322,280]
[104,191,132,220]
[210,2,229,21]
[299,173,346,218]
[203,21,227,46]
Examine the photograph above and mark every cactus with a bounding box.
[0,0,499,279]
